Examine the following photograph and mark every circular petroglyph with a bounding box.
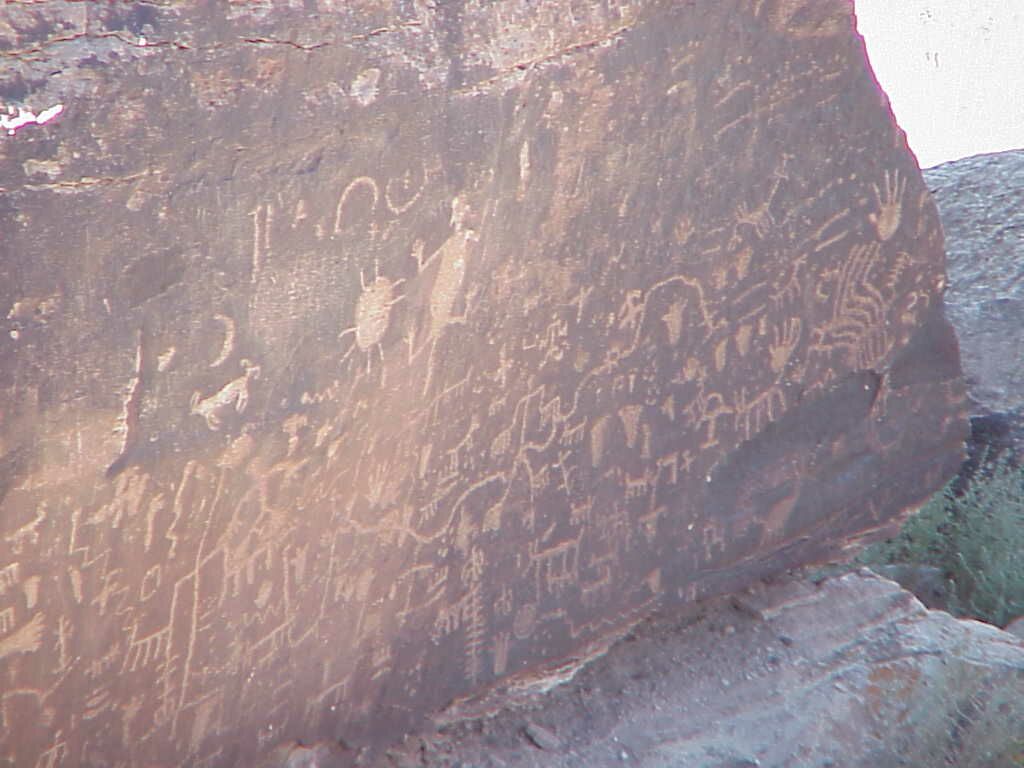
[513,602,538,640]
[355,275,399,350]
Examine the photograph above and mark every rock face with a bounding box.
[925,150,1024,453]
[385,571,1024,768]
[0,2,966,766]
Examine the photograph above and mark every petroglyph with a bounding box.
[385,162,427,215]
[869,169,907,242]
[517,141,532,200]
[334,176,379,236]
[733,384,787,442]
[6,293,61,324]
[815,241,892,368]
[249,203,272,282]
[0,563,20,597]
[0,613,45,660]
[157,346,177,372]
[351,68,382,106]
[662,301,684,346]
[618,405,642,450]
[730,155,791,247]
[412,195,480,393]
[512,602,538,641]
[427,198,474,331]
[340,261,405,377]
[769,318,802,374]
[190,360,260,431]
[33,736,67,768]
[617,290,645,333]
[107,330,145,477]
[208,314,236,368]
[5,503,47,552]
[122,623,171,674]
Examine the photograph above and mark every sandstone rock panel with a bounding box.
[0,2,966,766]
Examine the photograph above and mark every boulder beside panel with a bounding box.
[0,1,966,766]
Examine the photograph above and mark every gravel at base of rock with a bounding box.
[370,571,1024,768]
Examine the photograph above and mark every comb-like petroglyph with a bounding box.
[0,1,966,766]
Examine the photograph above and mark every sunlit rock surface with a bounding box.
[0,1,965,765]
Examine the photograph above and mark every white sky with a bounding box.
[855,0,1024,168]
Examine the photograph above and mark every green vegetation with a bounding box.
[858,450,1024,628]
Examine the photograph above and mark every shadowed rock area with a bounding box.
[0,2,966,766]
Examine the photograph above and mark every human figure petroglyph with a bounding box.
[411,195,480,394]
[869,168,906,242]
[190,359,260,431]
[426,196,475,328]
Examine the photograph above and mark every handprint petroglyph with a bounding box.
[768,317,802,374]
[869,169,906,241]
